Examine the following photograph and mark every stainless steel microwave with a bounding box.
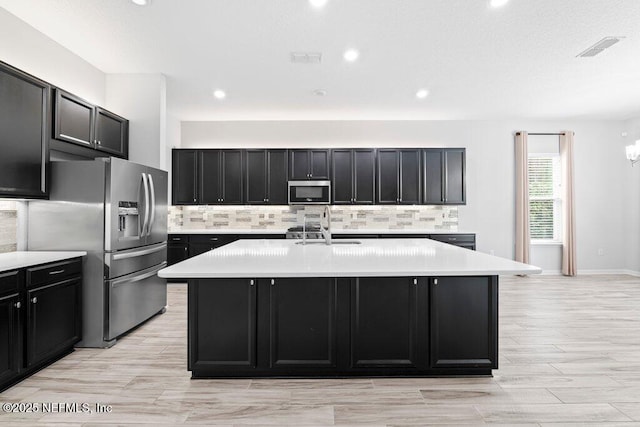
[288,180,331,205]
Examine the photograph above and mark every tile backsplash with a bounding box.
[0,201,17,253]
[169,205,458,232]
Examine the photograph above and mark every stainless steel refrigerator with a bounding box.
[27,157,168,348]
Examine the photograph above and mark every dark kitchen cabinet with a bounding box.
[94,107,128,157]
[351,277,419,368]
[332,149,375,204]
[245,149,288,204]
[167,235,189,266]
[423,148,465,205]
[289,149,330,180]
[200,150,243,204]
[172,150,198,205]
[267,278,337,368]
[0,258,82,392]
[53,89,128,159]
[0,287,21,387]
[189,278,257,371]
[188,235,238,257]
[26,278,81,368]
[429,233,476,250]
[430,276,497,369]
[376,149,421,204]
[0,61,49,199]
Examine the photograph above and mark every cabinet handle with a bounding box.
[31,297,38,304]
[413,278,417,285]
[94,139,98,144]
[271,279,275,286]
[249,280,254,286]
[48,269,65,275]
[97,140,102,145]
[14,301,21,309]
[449,237,457,241]
[184,247,188,252]
[193,198,196,202]
[209,238,219,241]
[433,279,438,285]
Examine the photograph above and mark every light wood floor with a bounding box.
[2,275,640,425]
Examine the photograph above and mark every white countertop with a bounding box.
[0,251,87,272]
[158,238,540,278]
[168,228,474,235]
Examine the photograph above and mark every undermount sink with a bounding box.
[295,240,361,245]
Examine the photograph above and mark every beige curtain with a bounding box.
[560,131,577,276]
[515,132,530,264]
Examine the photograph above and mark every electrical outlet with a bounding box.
[597,248,604,256]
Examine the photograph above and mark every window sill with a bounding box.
[531,240,562,246]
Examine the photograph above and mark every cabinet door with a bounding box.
[199,150,221,204]
[376,149,399,204]
[190,278,256,370]
[423,149,444,204]
[268,278,337,368]
[289,150,310,180]
[245,150,268,204]
[220,150,243,204]
[310,150,330,179]
[399,149,421,204]
[27,278,81,368]
[189,235,237,257]
[266,150,288,204]
[331,149,354,204]
[351,277,418,367]
[444,149,465,204]
[167,244,189,266]
[54,88,94,148]
[0,62,49,198]
[353,149,376,204]
[0,293,22,387]
[172,150,198,205]
[430,276,497,369]
[95,107,128,158]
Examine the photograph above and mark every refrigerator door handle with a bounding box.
[110,262,167,287]
[147,173,156,236]
[112,243,167,260]
[141,173,150,237]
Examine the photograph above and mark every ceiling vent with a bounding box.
[290,52,322,64]
[576,37,624,57]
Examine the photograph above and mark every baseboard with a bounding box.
[503,269,640,277]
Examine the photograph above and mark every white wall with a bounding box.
[0,7,105,105]
[105,74,167,170]
[181,119,629,272]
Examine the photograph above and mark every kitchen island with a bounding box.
[158,238,540,378]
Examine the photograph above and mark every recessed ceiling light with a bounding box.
[416,89,429,99]
[130,0,150,6]
[309,0,329,9]
[313,89,327,97]
[343,49,360,62]
[213,89,226,100]
[489,0,509,7]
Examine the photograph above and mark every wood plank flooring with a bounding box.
[1,274,640,425]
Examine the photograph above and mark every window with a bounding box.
[528,154,562,242]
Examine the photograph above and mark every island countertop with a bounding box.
[158,238,541,278]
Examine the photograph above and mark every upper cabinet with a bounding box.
[245,149,288,204]
[172,149,243,205]
[376,149,421,204]
[0,61,49,199]
[423,148,466,205]
[53,88,128,159]
[332,149,375,204]
[289,149,330,180]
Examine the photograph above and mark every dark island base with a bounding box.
[188,276,498,378]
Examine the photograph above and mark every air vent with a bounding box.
[576,37,624,58]
[290,52,322,64]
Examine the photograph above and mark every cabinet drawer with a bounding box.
[26,259,82,288]
[429,234,475,244]
[0,270,20,297]
[168,235,188,244]
[189,235,237,245]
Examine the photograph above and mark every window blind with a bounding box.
[528,157,560,240]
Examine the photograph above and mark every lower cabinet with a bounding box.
[189,275,498,377]
[351,277,418,368]
[0,258,82,392]
[26,278,81,368]
[430,276,497,369]
[268,278,337,368]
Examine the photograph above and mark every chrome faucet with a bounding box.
[321,205,332,245]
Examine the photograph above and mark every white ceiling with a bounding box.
[1,0,639,121]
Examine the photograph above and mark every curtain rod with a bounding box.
[515,132,565,136]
